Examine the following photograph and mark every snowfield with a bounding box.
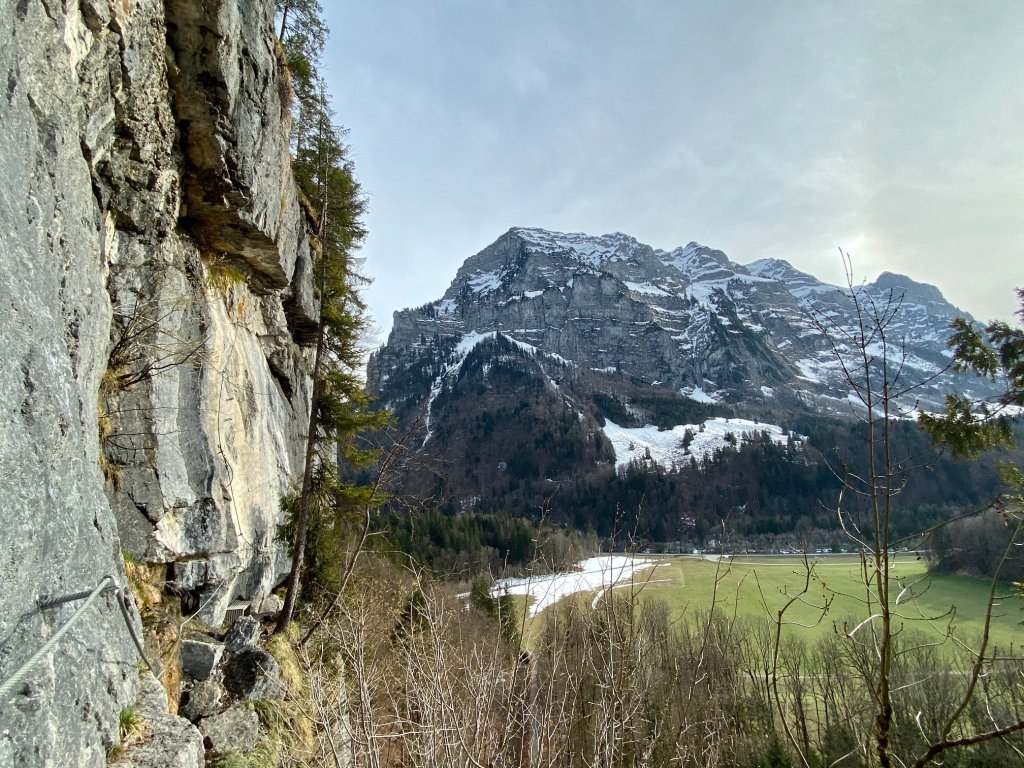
[602,417,794,470]
[491,555,657,616]
[679,385,721,404]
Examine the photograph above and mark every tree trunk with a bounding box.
[276,137,331,634]
[275,324,326,634]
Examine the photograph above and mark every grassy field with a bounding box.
[520,554,1024,651]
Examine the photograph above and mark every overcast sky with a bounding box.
[321,1,1024,342]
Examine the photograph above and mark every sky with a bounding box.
[321,1,1024,343]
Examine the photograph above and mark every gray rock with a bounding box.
[255,593,284,616]
[180,678,225,723]
[199,703,260,754]
[0,0,316,763]
[181,635,225,681]
[223,647,287,701]
[95,0,316,629]
[120,675,204,768]
[0,0,146,763]
[369,226,999,456]
[225,615,263,653]
[164,0,305,289]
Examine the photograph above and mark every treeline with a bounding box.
[929,510,1024,581]
[364,414,1018,584]
[592,390,727,429]
[370,508,588,579]
[558,417,1013,545]
[428,414,1014,548]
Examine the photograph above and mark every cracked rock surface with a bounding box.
[0,0,315,764]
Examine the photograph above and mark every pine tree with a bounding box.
[274,8,388,634]
[275,0,327,157]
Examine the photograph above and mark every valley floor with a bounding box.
[506,553,1024,651]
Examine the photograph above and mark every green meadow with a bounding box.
[522,554,1024,652]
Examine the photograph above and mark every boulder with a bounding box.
[223,647,286,701]
[225,615,262,653]
[179,678,225,723]
[120,675,203,768]
[255,593,284,616]
[199,704,260,755]
[180,635,224,682]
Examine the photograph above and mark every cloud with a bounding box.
[323,2,1024,337]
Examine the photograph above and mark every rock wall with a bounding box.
[0,0,314,764]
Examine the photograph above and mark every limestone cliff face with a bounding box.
[0,0,314,764]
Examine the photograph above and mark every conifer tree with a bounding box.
[274,7,388,634]
[920,288,1024,460]
[275,0,327,157]
[275,0,326,85]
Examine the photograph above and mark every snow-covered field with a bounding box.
[491,555,656,616]
[602,417,793,470]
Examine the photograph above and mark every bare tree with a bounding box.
[780,255,1024,767]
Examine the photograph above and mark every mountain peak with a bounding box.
[656,241,747,285]
[508,227,646,265]
[747,257,796,279]
[372,224,988,446]
[683,240,709,252]
[746,257,837,300]
[871,271,948,307]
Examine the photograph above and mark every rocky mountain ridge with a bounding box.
[371,226,977,422]
[366,228,994,531]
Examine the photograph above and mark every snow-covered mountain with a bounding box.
[370,227,980,423]
[365,227,1005,538]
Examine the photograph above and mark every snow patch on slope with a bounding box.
[603,418,794,470]
[512,227,642,269]
[466,270,501,294]
[624,280,672,297]
[680,385,721,404]
[422,331,572,445]
[421,332,502,446]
